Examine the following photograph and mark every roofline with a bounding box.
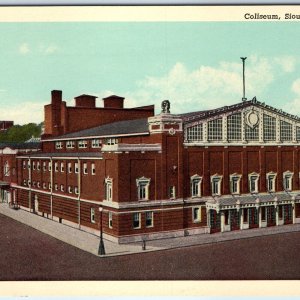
[42,132,150,142]
[182,98,300,124]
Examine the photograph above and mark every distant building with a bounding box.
[0,121,14,131]
[1,90,300,243]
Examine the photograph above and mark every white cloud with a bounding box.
[104,56,281,114]
[0,102,44,125]
[274,56,296,73]
[44,44,59,55]
[283,78,300,115]
[19,43,30,55]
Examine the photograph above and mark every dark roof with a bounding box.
[18,152,103,158]
[49,118,149,140]
[103,95,125,100]
[74,94,97,99]
[0,142,40,150]
[180,97,300,124]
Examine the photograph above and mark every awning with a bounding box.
[206,192,299,211]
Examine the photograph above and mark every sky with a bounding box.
[1,21,300,124]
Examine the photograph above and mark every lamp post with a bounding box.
[98,206,106,255]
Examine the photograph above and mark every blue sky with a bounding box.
[1,22,300,124]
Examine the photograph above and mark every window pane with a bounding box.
[227,113,242,141]
[208,118,222,141]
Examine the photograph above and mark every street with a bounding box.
[0,214,299,280]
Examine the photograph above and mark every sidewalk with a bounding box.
[1,203,300,257]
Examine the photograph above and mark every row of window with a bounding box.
[191,171,294,197]
[23,180,80,194]
[23,160,96,175]
[90,208,202,229]
[186,112,300,142]
[55,138,118,150]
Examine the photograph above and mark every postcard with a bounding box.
[0,4,300,297]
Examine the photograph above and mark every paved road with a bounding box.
[0,214,299,280]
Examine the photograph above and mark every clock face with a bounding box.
[246,110,259,128]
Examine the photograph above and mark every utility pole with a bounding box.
[241,57,247,101]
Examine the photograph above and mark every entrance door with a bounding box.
[267,206,276,227]
[283,204,293,225]
[209,210,221,233]
[248,207,259,229]
[229,209,240,231]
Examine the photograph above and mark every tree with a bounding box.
[0,122,43,143]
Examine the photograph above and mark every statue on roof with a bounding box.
[161,100,170,114]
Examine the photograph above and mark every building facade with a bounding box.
[1,91,300,243]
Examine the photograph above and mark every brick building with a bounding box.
[0,121,14,131]
[1,90,300,243]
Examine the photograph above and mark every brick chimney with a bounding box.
[75,94,97,108]
[103,95,125,109]
[51,90,62,136]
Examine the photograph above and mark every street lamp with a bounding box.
[98,206,106,255]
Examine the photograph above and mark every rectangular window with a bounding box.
[43,182,46,189]
[54,184,58,191]
[37,181,40,188]
[91,163,96,175]
[83,162,88,174]
[54,162,58,172]
[90,208,95,223]
[193,207,201,223]
[280,120,293,141]
[78,140,88,148]
[145,211,153,227]
[245,124,259,141]
[230,176,240,194]
[227,113,242,141]
[23,160,26,169]
[43,162,47,171]
[208,118,223,141]
[66,140,75,149]
[105,179,113,201]
[191,176,201,197]
[211,176,222,196]
[68,186,72,194]
[32,161,36,170]
[108,212,113,228]
[186,124,203,142]
[105,138,118,145]
[133,212,141,229]
[267,174,276,192]
[60,184,64,192]
[249,175,259,193]
[23,179,27,186]
[37,161,40,171]
[55,141,63,149]
[48,183,51,190]
[137,179,150,201]
[283,172,293,191]
[92,139,102,148]
[169,186,176,199]
[263,114,276,141]
[48,162,52,172]
[68,162,72,173]
[61,162,64,172]
[75,162,79,174]
[74,187,79,195]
